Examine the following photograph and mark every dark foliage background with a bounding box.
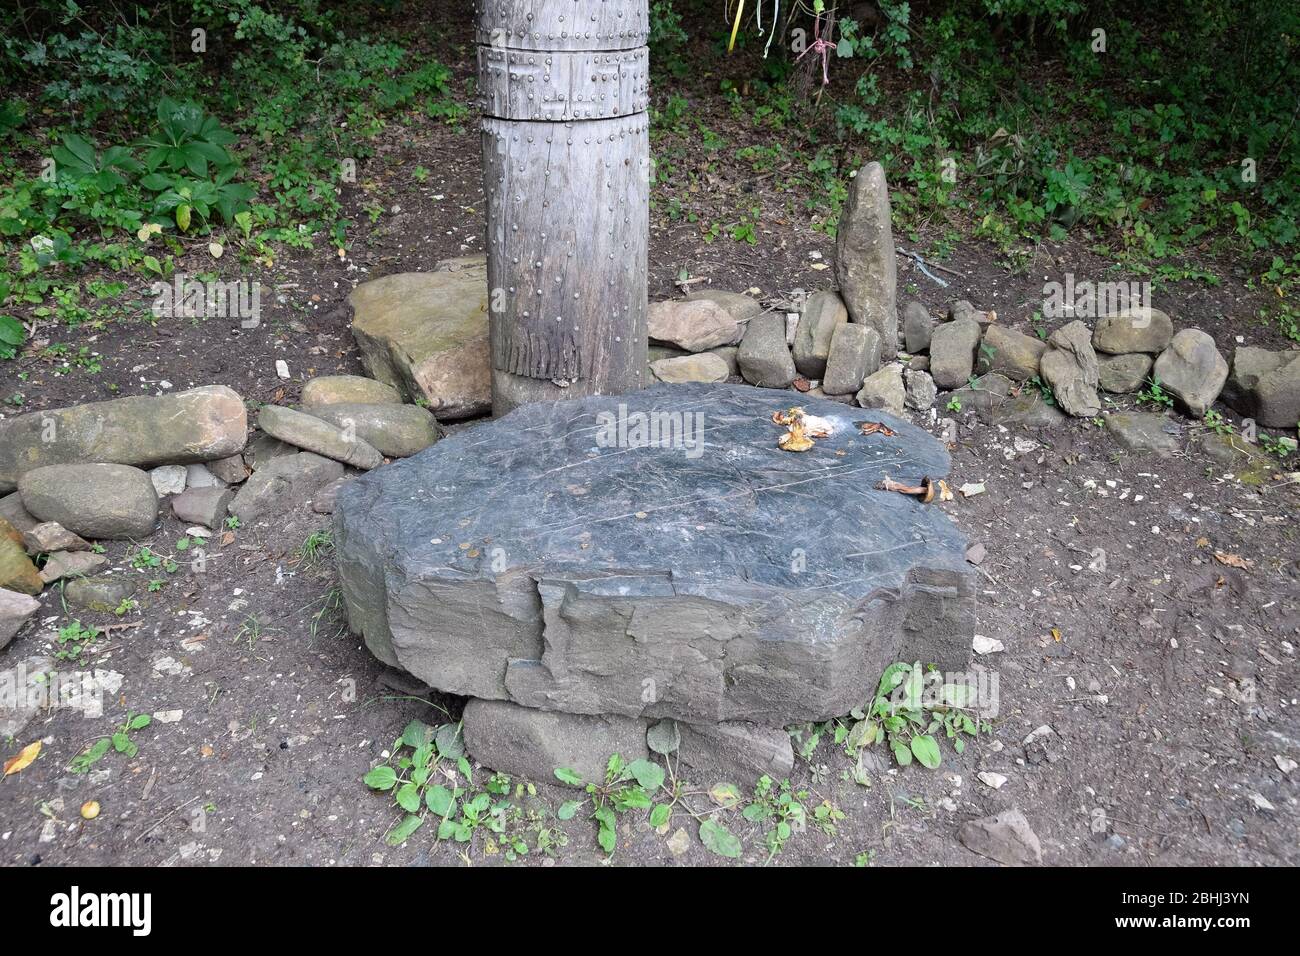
[1,0,1297,357]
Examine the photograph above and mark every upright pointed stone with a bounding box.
[835,161,898,359]
[1042,320,1101,417]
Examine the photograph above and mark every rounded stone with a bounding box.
[1093,309,1174,355]
[258,405,384,470]
[648,299,744,352]
[792,291,849,378]
[902,301,934,355]
[18,464,159,540]
[1254,352,1300,428]
[0,586,41,649]
[929,318,982,390]
[905,369,938,410]
[0,520,42,595]
[349,260,492,420]
[1153,329,1229,418]
[63,574,138,613]
[979,325,1047,382]
[1097,352,1153,394]
[737,314,797,388]
[302,403,443,459]
[1107,411,1182,457]
[649,353,730,384]
[1042,320,1101,417]
[0,385,246,493]
[823,323,882,395]
[856,366,906,416]
[300,375,402,408]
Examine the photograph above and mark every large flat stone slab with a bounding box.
[335,383,972,726]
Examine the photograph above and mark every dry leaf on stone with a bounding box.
[855,421,898,438]
[1213,551,1254,570]
[3,740,41,776]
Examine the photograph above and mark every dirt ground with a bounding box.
[1,19,1297,868]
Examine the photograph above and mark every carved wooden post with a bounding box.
[478,0,650,416]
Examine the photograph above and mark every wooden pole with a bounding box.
[478,0,650,416]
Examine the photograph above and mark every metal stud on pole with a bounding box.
[478,1,650,416]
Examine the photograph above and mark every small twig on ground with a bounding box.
[673,275,710,294]
[134,795,202,843]
[897,247,967,278]
[141,766,157,801]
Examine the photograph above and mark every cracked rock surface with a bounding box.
[335,383,972,726]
